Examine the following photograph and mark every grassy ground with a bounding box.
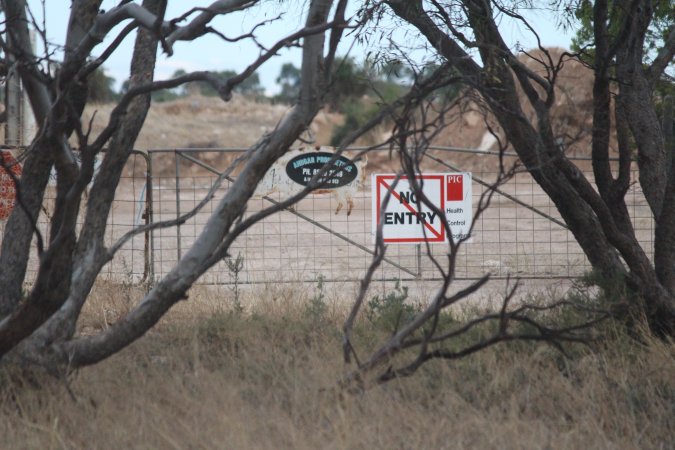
[0,282,673,449]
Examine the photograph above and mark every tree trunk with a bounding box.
[18,0,164,352]
[54,0,337,368]
[0,0,55,316]
[385,0,675,336]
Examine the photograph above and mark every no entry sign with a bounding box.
[372,173,472,244]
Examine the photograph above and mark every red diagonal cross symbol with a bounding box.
[378,178,443,240]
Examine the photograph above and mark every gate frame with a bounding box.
[144,146,647,285]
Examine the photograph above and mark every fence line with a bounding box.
[147,147,654,285]
[16,150,152,283]
[4,146,654,288]
[174,151,419,278]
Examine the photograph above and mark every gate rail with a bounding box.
[145,147,654,285]
[6,146,651,286]
[12,149,153,283]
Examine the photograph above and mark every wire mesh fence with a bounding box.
[0,146,653,288]
[147,147,654,286]
[9,150,152,283]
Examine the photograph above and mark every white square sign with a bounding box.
[372,173,472,244]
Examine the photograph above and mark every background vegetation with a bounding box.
[90,56,416,146]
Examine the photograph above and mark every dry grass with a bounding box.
[1,282,673,449]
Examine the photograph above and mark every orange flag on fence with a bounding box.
[0,151,22,220]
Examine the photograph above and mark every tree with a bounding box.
[329,57,416,145]
[275,62,302,103]
[86,67,117,103]
[369,0,675,336]
[571,0,675,147]
[199,70,265,97]
[0,0,605,383]
[325,55,371,110]
[0,0,349,368]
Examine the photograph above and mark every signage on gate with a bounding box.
[372,173,472,244]
[0,151,22,221]
[285,151,358,187]
[255,147,367,215]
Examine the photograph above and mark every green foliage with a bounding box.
[570,0,674,153]
[225,252,245,314]
[86,67,117,103]
[330,98,382,146]
[276,57,464,144]
[572,0,675,65]
[569,1,594,55]
[377,59,415,84]
[303,275,328,323]
[274,63,301,104]
[328,58,461,145]
[328,58,407,145]
[325,56,372,111]
[366,281,419,332]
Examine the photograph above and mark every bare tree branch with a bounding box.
[647,23,675,84]
[55,0,340,368]
[343,175,400,365]
[78,22,137,79]
[166,0,258,47]
[68,2,174,63]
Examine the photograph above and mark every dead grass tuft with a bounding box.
[1,283,673,449]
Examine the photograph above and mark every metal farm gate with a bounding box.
[145,147,654,286]
[7,147,652,287]
[16,150,153,284]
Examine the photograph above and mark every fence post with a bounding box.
[416,244,422,278]
[136,149,154,284]
[175,150,182,260]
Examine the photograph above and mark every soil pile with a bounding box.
[420,47,599,172]
[82,48,598,175]
[82,94,343,176]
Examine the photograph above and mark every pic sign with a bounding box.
[372,173,472,244]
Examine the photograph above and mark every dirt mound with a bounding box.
[432,48,599,169]
[82,49,599,176]
[81,94,343,176]
[83,94,344,150]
